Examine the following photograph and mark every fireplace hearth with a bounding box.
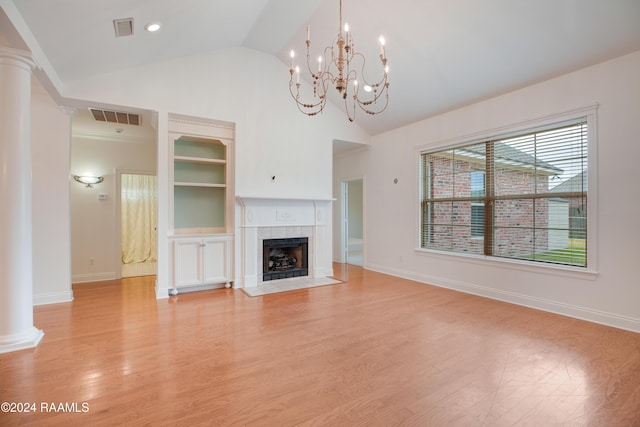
[263,237,308,281]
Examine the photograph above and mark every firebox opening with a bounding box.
[263,237,308,281]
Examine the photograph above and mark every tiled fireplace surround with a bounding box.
[236,197,334,288]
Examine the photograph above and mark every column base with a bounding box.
[0,327,44,354]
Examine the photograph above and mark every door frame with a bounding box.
[340,177,364,266]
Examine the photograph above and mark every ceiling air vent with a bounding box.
[89,108,140,126]
[113,18,134,37]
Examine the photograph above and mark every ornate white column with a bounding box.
[0,47,44,353]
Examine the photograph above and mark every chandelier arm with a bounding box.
[302,40,320,79]
[348,50,390,115]
[355,83,389,109]
[349,52,388,87]
[289,70,329,117]
[289,84,326,109]
[345,68,358,96]
[355,78,389,101]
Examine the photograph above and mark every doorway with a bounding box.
[342,178,364,266]
[69,106,157,285]
[120,173,158,278]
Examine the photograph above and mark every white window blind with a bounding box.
[420,119,588,267]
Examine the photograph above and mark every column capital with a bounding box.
[0,46,36,70]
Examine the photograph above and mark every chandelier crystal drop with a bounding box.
[288,0,390,122]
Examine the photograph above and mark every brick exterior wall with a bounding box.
[424,155,550,257]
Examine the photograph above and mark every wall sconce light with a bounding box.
[73,175,104,188]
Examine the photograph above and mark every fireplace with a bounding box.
[263,237,308,281]
[236,196,334,288]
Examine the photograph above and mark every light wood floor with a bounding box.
[1,264,639,426]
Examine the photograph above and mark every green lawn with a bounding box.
[523,239,586,266]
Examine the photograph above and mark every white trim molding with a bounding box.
[33,291,74,306]
[72,272,117,284]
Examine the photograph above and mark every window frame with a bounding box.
[415,105,598,277]
[470,171,485,238]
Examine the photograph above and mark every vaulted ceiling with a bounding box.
[2,0,640,136]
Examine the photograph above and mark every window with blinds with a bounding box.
[420,118,588,267]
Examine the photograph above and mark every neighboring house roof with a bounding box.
[459,142,563,175]
[550,170,587,193]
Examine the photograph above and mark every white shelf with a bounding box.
[174,155,226,165]
[174,182,226,188]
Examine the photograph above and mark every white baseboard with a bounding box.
[33,290,74,306]
[168,283,226,296]
[0,327,44,354]
[240,274,259,289]
[314,267,334,279]
[365,262,640,334]
[155,286,169,299]
[72,272,117,283]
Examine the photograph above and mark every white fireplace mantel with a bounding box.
[236,196,334,288]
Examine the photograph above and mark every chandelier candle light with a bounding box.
[289,0,390,122]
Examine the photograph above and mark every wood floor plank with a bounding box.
[1,265,639,426]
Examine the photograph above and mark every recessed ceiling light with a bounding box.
[145,22,161,32]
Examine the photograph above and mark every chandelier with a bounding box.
[288,0,390,122]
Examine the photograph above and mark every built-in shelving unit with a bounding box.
[168,114,234,292]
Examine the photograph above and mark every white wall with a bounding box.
[31,83,73,304]
[63,47,369,296]
[70,135,156,283]
[334,50,640,332]
[64,47,369,198]
[347,179,364,240]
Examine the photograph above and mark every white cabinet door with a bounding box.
[173,235,232,288]
[202,237,230,285]
[174,239,203,287]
